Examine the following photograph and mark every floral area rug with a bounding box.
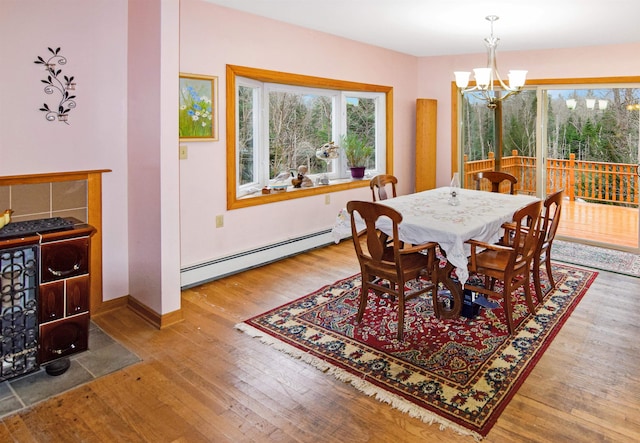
[237,263,597,440]
[552,240,640,277]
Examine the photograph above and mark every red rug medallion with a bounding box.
[237,263,597,439]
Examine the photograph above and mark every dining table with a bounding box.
[332,187,539,318]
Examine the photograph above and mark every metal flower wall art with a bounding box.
[34,47,76,124]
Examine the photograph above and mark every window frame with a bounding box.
[226,65,394,210]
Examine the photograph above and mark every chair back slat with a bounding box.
[475,171,518,194]
[347,200,401,264]
[509,200,542,270]
[369,174,398,201]
[541,190,563,247]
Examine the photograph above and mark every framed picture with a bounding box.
[179,73,218,141]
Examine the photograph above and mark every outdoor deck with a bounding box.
[558,199,638,250]
[463,152,639,251]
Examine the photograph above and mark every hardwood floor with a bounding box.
[2,241,639,442]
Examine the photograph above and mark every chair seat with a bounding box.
[474,249,529,280]
[380,247,428,268]
[365,248,431,287]
[474,248,513,272]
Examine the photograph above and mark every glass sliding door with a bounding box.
[460,89,538,195]
[458,79,640,251]
[541,85,640,250]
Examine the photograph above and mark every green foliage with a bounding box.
[268,92,332,178]
[461,86,640,205]
[461,87,639,165]
[341,133,373,167]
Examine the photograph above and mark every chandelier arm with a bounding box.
[489,58,513,92]
[462,89,494,103]
[500,89,521,102]
[486,36,515,92]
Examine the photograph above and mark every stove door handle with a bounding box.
[50,343,77,355]
[47,263,80,277]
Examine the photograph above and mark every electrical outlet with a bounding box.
[179,145,188,160]
[325,194,331,205]
[215,215,224,228]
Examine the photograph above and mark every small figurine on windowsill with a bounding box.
[291,165,313,188]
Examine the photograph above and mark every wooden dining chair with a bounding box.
[474,171,518,194]
[347,200,438,340]
[504,190,564,303]
[465,200,542,334]
[531,190,564,301]
[369,174,398,201]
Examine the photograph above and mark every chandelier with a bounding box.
[454,15,527,109]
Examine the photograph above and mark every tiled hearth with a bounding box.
[0,322,140,418]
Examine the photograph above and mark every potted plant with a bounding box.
[341,133,373,179]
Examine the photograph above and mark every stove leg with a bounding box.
[45,357,71,376]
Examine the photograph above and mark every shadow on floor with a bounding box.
[0,321,141,418]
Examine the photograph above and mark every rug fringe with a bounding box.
[235,322,483,441]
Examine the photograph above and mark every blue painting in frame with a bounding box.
[179,73,218,141]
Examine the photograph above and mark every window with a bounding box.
[455,77,640,194]
[227,65,393,209]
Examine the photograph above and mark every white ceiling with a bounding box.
[203,0,640,57]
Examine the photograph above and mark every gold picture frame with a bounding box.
[179,73,218,141]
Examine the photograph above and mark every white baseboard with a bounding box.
[180,229,335,289]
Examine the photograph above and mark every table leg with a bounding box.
[434,260,463,319]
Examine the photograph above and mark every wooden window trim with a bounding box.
[226,64,394,210]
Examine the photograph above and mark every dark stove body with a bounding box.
[0,217,83,381]
[0,245,39,381]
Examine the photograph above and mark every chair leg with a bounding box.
[503,282,515,335]
[544,254,555,293]
[431,287,440,318]
[430,268,440,317]
[523,274,536,314]
[533,257,544,304]
[356,279,369,323]
[397,291,405,341]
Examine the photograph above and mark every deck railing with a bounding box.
[463,151,640,207]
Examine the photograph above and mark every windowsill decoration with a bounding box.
[315,141,340,185]
[342,133,373,179]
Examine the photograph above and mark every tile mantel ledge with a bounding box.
[0,169,112,185]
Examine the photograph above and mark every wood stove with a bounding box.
[0,217,95,379]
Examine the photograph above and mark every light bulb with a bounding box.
[473,68,491,88]
[454,71,471,89]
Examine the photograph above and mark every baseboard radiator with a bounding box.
[180,229,335,289]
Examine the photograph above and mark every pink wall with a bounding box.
[0,0,130,302]
[178,1,420,269]
[417,43,640,186]
[128,0,181,314]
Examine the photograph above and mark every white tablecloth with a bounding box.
[332,187,539,285]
